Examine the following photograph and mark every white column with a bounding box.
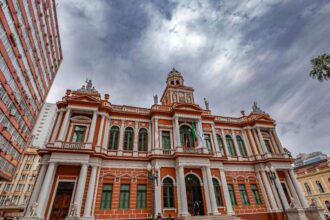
[83,166,98,218]
[220,129,230,157]
[102,118,110,150]
[36,162,56,217]
[57,108,71,142]
[202,167,211,215]
[87,111,98,144]
[242,129,253,158]
[175,117,181,147]
[74,163,88,216]
[284,171,302,208]
[231,130,241,157]
[154,118,159,151]
[50,111,63,142]
[247,128,259,156]
[252,129,267,155]
[178,166,189,216]
[219,168,234,215]
[211,123,220,153]
[272,129,285,154]
[175,167,182,215]
[257,127,269,154]
[172,119,177,148]
[288,169,309,208]
[256,171,271,211]
[260,170,278,211]
[148,121,152,152]
[272,171,289,209]
[118,120,125,154]
[96,115,105,146]
[26,163,47,216]
[133,121,139,155]
[154,167,162,216]
[205,167,219,214]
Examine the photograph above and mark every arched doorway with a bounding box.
[185,174,204,216]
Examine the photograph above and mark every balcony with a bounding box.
[48,142,92,150]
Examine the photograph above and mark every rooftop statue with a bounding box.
[78,78,98,93]
[252,101,264,113]
[204,97,209,110]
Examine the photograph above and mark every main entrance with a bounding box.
[49,181,75,220]
[185,174,204,216]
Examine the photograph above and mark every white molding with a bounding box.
[223,164,255,171]
[101,160,148,168]
[49,153,90,164]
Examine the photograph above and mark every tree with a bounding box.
[309,54,330,82]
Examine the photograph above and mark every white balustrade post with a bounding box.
[219,168,234,215]
[36,162,56,217]
[83,166,98,218]
[74,163,88,216]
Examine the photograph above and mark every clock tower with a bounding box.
[160,68,195,105]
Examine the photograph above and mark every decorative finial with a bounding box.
[153,94,158,104]
[252,101,264,113]
[204,97,209,110]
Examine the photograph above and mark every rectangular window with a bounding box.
[100,184,112,210]
[119,184,130,209]
[161,131,171,150]
[71,125,85,142]
[204,134,212,151]
[238,184,250,205]
[251,184,262,204]
[136,184,147,209]
[228,184,237,206]
[264,140,272,154]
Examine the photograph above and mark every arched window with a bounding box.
[180,125,195,148]
[138,128,148,151]
[123,127,134,151]
[212,178,223,207]
[216,134,225,155]
[236,135,247,157]
[304,183,312,195]
[325,200,330,212]
[316,180,324,193]
[225,135,236,156]
[108,126,119,150]
[163,178,174,208]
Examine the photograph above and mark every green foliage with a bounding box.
[309,54,330,82]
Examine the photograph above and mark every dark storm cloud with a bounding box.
[48,0,330,156]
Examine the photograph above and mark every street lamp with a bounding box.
[265,166,289,220]
[147,163,159,220]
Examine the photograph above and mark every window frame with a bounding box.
[100,184,113,210]
[108,126,119,150]
[212,178,223,207]
[163,178,175,208]
[251,184,262,205]
[136,184,147,209]
[119,184,131,209]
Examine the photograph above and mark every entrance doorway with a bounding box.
[49,181,75,220]
[185,174,204,216]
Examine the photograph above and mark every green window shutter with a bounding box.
[163,178,174,208]
[120,184,130,209]
[236,136,246,157]
[238,184,250,205]
[228,184,237,206]
[162,131,171,150]
[264,140,272,154]
[137,184,147,209]
[212,178,223,207]
[100,184,112,210]
[251,184,262,204]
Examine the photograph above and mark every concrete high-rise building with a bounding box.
[0,0,62,181]
[31,103,57,148]
[0,147,40,219]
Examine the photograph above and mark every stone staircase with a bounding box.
[176,215,243,220]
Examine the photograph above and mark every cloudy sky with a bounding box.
[47,0,330,156]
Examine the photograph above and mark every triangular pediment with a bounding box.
[172,103,203,111]
[68,95,100,103]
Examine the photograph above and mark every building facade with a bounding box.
[31,102,57,148]
[25,70,309,220]
[294,152,330,214]
[0,147,40,219]
[0,0,62,181]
